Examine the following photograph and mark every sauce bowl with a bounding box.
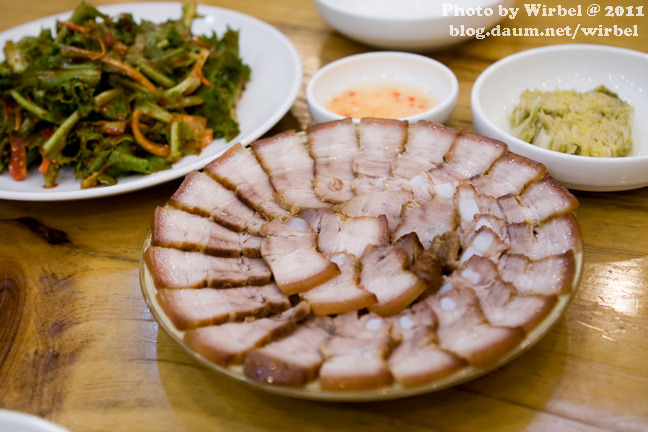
[306,52,458,124]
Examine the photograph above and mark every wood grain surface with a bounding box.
[0,1,647,431]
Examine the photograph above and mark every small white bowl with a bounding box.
[314,0,514,51]
[306,52,458,124]
[471,44,648,192]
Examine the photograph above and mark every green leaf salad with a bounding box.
[0,2,250,188]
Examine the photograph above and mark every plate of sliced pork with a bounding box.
[140,118,583,401]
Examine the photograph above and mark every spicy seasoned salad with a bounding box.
[0,2,250,188]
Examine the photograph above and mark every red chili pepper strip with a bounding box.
[9,135,27,181]
[132,109,170,157]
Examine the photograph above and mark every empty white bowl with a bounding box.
[307,52,458,124]
[471,44,648,192]
[314,0,514,51]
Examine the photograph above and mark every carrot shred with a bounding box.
[38,157,50,174]
[80,163,111,189]
[90,37,106,60]
[198,70,211,88]
[62,45,157,93]
[14,108,21,131]
[64,21,90,34]
[101,56,158,93]
[131,109,170,157]
[191,37,212,49]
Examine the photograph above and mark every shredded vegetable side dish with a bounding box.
[0,2,250,188]
[509,86,634,158]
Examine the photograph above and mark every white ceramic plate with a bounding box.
[0,2,302,201]
[0,410,70,432]
[140,235,581,402]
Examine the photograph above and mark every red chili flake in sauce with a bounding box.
[326,82,435,119]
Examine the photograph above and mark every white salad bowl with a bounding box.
[471,44,648,192]
[314,0,514,51]
[306,52,458,124]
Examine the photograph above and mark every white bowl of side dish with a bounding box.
[472,44,648,192]
[314,0,515,51]
[306,52,458,125]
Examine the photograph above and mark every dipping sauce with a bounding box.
[326,82,435,119]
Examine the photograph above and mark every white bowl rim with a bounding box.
[315,0,511,22]
[472,43,648,165]
[307,51,458,123]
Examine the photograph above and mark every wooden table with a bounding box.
[1,0,646,431]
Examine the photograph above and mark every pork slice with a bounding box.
[454,184,504,224]
[252,130,329,211]
[391,121,459,179]
[444,132,506,179]
[260,218,339,295]
[506,213,583,260]
[459,226,510,264]
[360,244,427,316]
[204,143,289,221]
[319,312,393,391]
[469,151,547,198]
[307,118,358,203]
[498,252,577,296]
[429,230,462,272]
[459,214,509,246]
[336,190,413,232]
[183,302,311,366]
[244,319,331,387]
[389,174,435,202]
[315,209,389,257]
[426,163,464,185]
[393,231,425,263]
[426,283,523,367]
[156,283,290,330]
[390,300,438,338]
[151,206,261,257]
[517,176,579,222]
[351,176,388,195]
[240,234,262,258]
[319,336,393,391]
[393,199,457,249]
[452,256,557,333]
[394,233,443,293]
[239,255,280,286]
[353,118,408,179]
[388,303,465,387]
[169,171,265,235]
[497,176,579,224]
[389,327,466,387]
[145,246,272,289]
[301,252,377,316]
[333,311,392,339]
